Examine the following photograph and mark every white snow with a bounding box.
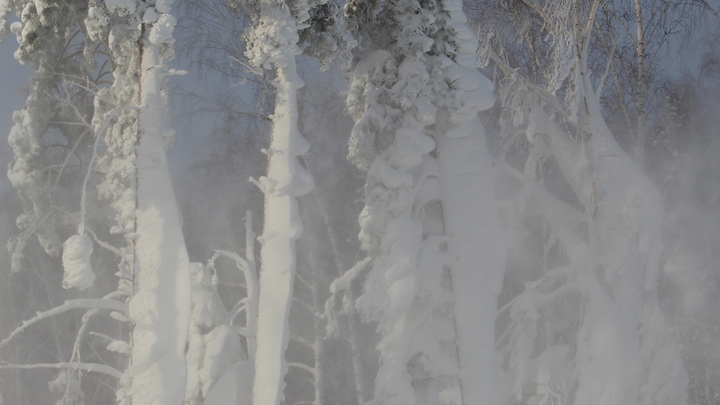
[61,235,95,291]
[148,13,176,45]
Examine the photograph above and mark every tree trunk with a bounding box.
[633,0,647,165]
[253,53,314,405]
[309,188,368,405]
[125,31,192,405]
[436,116,505,405]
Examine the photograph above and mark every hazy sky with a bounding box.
[0,36,30,189]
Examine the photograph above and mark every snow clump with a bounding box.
[61,234,95,290]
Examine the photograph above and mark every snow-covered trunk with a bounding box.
[124,30,191,405]
[345,1,507,404]
[327,251,367,405]
[310,189,367,405]
[299,196,327,405]
[343,289,368,405]
[435,117,504,405]
[431,2,505,403]
[245,210,258,363]
[306,251,325,405]
[253,55,314,405]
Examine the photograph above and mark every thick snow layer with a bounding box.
[149,13,176,45]
[61,235,95,291]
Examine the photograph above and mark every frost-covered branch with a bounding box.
[323,258,371,337]
[0,362,122,379]
[288,362,317,377]
[328,257,371,294]
[290,333,314,348]
[0,299,128,350]
[85,227,124,259]
[208,246,257,359]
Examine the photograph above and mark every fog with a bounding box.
[0,1,719,405]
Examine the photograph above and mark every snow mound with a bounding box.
[61,235,95,290]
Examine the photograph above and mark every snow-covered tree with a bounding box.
[83,1,193,403]
[344,1,505,405]
[3,1,718,405]
[234,0,349,403]
[1,1,193,404]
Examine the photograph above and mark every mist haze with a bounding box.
[0,0,719,404]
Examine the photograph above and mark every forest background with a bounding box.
[0,0,719,405]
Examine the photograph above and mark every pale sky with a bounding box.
[0,35,30,189]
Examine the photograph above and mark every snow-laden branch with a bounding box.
[85,227,124,259]
[495,264,575,318]
[208,250,256,299]
[70,291,127,363]
[290,333,314,348]
[292,296,316,315]
[324,258,372,337]
[0,362,122,379]
[208,245,258,360]
[329,257,371,294]
[288,362,316,377]
[496,277,581,348]
[0,299,128,350]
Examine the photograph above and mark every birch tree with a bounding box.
[596,0,716,164]
[476,0,687,404]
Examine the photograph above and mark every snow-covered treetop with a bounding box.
[86,0,177,69]
[345,0,494,170]
[237,0,352,71]
[0,0,14,40]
